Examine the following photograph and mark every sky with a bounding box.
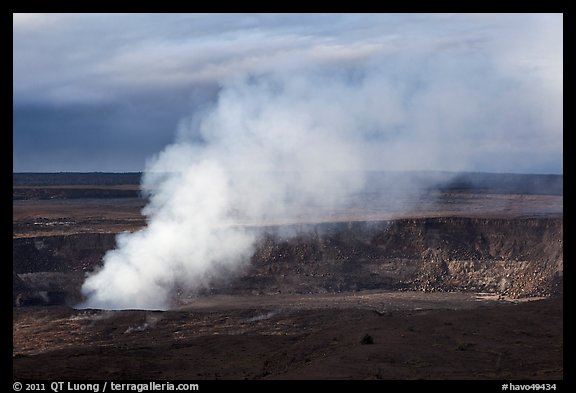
[13,13,563,174]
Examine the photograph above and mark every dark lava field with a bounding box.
[13,172,563,380]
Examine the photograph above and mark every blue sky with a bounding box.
[13,13,563,173]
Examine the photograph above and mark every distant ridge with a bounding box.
[13,172,142,186]
[13,171,563,196]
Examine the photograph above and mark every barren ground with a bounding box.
[13,173,563,380]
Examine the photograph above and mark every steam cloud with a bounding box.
[79,54,561,309]
[80,69,372,309]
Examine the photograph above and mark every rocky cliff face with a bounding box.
[237,218,563,298]
[13,233,117,273]
[13,217,563,306]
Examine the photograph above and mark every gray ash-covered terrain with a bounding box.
[13,171,563,380]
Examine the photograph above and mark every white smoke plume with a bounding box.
[79,51,561,309]
[79,69,377,310]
